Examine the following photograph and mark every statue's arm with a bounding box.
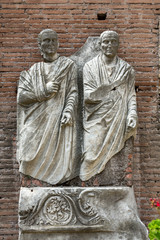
[17,70,39,106]
[61,63,78,126]
[17,68,57,106]
[17,88,38,106]
[83,63,102,104]
[126,68,137,129]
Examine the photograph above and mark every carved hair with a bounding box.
[38,29,58,45]
[99,30,119,43]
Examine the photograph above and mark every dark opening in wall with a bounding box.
[97,12,107,20]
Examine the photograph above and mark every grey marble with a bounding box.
[17,30,148,240]
[19,187,148,240]
[17,29,79,185]
[80,31,138,181]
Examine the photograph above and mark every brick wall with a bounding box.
[1,0,160,239]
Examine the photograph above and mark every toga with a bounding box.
[17,56,78,185]
[80,55,137,181]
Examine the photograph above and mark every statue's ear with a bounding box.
[38,42,41,49]
[57,40,59,49]
[38,43,43,56]
[98,39,102,50]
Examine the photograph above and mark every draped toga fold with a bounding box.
[17,56,78,185]
[80,55,137,181]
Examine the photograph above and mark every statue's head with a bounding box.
[99,30,119,59]
[38,29,59,62]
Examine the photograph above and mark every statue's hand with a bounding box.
[61,112,72,126]
[46,82,59,95]
[126,117,137,131]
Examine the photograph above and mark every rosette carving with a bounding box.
[43,195,72,225]
[19,189,104,228]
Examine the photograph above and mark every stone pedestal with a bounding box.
[19,187,148,240]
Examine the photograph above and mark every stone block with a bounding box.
[19,187,148,240]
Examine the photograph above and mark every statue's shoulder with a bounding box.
[84,55,99,68]
[59,56,74,65]
[118,57,133,70]
[118,57,135,79]
[19,62,41,81]
[29,62,41,71]
[19,62,40,76]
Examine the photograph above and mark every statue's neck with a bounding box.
[42,52,59,62]
[101,54,117,67]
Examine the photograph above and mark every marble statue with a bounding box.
[18,30,149,240]
[17,29,78,185]
[80,30,137,181]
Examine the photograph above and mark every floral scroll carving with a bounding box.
[19,189,104,228]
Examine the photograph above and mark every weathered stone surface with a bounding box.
[67,137,134,187]
[19,232,147,240]
[68,34,136,186]
[18,31,148,240]
[17,29,79,185]
[70,36,101,165]
[79,31,137,181]
[17,32,137,187]
[19,187,148,240]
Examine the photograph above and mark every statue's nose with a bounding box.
[49,40,54,44]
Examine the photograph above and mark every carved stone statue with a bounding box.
[18,31,149,240]
[80,30,137,181]
[17,29,78,185]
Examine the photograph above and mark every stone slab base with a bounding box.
[20,232,145,240]
[19,187,149,240]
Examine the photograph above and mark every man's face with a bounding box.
[100,33,119,58]
[40,32,58,56]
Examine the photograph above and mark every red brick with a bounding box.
[126,0,153,3]
[84,0,110,2]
